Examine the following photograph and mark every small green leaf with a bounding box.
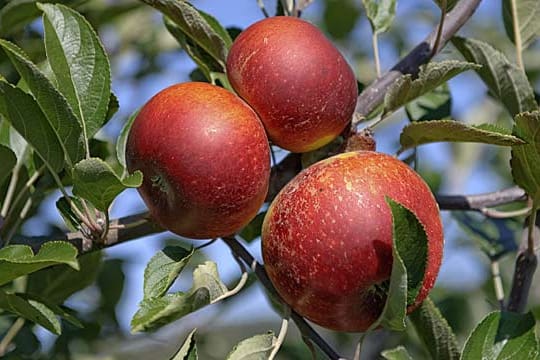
[144,246,195,300]
[116,108,139,171]
[225,332,276,360]
[409,298,460,360]
[511,111,540,202]
[239,212,266,242]
[362,0,397,34]
[0,290,61,334]
[405,84,452,122]
[381,346,413,360]
[72,157,142,211]
[141,0,231,68]
[0,242,79,286]
[55,196,85,232]
[453,212,519,260]
[0,80,65,172]
[452,37,537,116]
[369,198,429,332]
[384,61,480,114]
[39,3,112,143]
[323,0,360,39]
[131,261,228,332]
[0,39,84,167]
[502,0,540,49]
[0,144,16,187]
[27,252,102,304]
[461,311,539,360]
[399,120,525,152]
[433,0,458,10]
[171,329,198,360]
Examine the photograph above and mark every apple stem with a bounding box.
[490,260,505,309]
[268,307,290,360]
[221,235,343,360]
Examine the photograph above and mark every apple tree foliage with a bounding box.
[0,0,538,359]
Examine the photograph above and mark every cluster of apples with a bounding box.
[126,16,443,332]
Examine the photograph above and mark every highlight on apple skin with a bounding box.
[226,16,358,153]
[126,82,271,239]
[261,151,444,332]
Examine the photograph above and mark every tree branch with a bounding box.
[436,186,527,211]
[355,0,482,117]
[221,236,342,360]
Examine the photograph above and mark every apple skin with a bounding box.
[226,16,358,153]
[261,151,443,332]
[126,82,270,239]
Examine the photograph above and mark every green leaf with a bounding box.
[0,0,89,35]
[140,0,231,68]
[452,37,538,116]
[39,3,112,142]
[0,80,65,172]
[171,329,198,360]
[399,120,525,152]
[502,0,540,49]
[461,311,539,360]
[369,198,429,332]
[0,39,84,168]
[0,144,16,187]
[405,84,452,122]
[362,0,397,34]
[511,111,540,202]
[433,0,458,11]
[239,212,266,242]
[116,108,139,171]
[0,242,79,286]
[409,298,460,360]
[323,0,360,39]
[0,290,61,334]
[381,346,413,360]
[225,332,276,360]
[131,261,228,332]
[144,246,195,300]
[384,61,480,114]
[55,196,84,232]
[453,212,519,259]
[27,252,102,304]
[72,157,142,211]
[164,16,223,81]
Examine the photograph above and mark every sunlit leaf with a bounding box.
[511,111,540,202]
[502,0,540,49]
[362,0,396,34]
[225,332,276,360]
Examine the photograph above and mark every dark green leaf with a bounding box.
[131,261,228,332]
[0,242,79,286]
[39,3,112,141]
[405,84,452,121]
[0,144,16,187]
[0,80,65,172]
[433,0,458,11]
[72,157,142,211]
[381,346,413,360]
[239,212,266,242]
[140,0,231,68]
[55,196,84,232]
[225,332,276,360]
[399,120,525,152]
[511,111,540,202]
[362,0,397,34]
[323,0,360,39]
[171,329,198,360]
[452,37,538,116]
[27,252,102,304]
[385,61,480,114]
[502,0,540,49]
[105,92,120,122]
[116,108,139,171]
[0,39,84,167]
[144,246,195,300]
[461,311,539,360]
[0,290,61,334]
[409,298,460,360]
[453,212,519,259]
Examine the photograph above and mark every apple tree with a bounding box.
[0,0,538,359]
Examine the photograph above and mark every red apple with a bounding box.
[126,82,270,239]
[261,151,443,332]
[226,16,358,153]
